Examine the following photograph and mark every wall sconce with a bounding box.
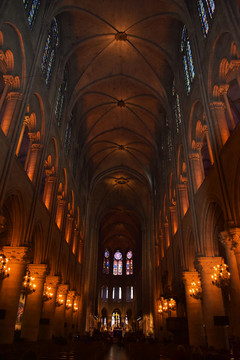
[189,281,202,300]
[43,286,53,302]
[21,269,36,295]
[0,253,10,280]
[211,263,230,291]
[56,294,64,307]
[66,299,72,310]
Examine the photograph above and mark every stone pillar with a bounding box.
[182,271,205,347]
[209,101,230,146]
[55,198,66,230]
[220,229,240,338]
[164,221,170,249]
[26,142,43,183]
[73,295,80,332]
[176,183,189,218]
[169,206,178,235]
[65,290,75,338]
[0,246,28,344]
[229,228,240,275]
[219,84,235,129]
[38,275,59,340]
[42,172,56,211]
[1,92,22,136]
[53,284,69,337]
[21,264,47,341]
[196,257,228,350]
[188,151,204,192]
[65,214,73,244]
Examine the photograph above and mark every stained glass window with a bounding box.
[126,286,134,302]
[64,121,72,155]
[100,286,108,301]
[41,18,59,86]
[172,84,182,134]
[181,26,195,94]
[197,0,209,37]
[23,0,40,30]
[55,70,67,127]
[113,250,122,275]
[103,249,110,274]
[126,250,133,275]
[205,0,215,18]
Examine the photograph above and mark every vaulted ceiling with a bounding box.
[53,0,187,247]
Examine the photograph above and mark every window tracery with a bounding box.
[55,70,67,127]
[41,18,59,86]
[181,26,195,94]
[103,249,110,274]
[22,0,40,30]
[113,250,122,275]
[197,0,215,37]
[126,250,133,275]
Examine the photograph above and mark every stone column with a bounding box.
[196,257,228,350]
[0,246,28,344]
[26,141,43,183]
[220,229,240,338]
[53,284,69,337]
[1,92,22,136]
[182,271,205,347]
[65,290,75,338]
[21,264,47,341]
[72,295,80,333]
[42,172,56,211]
[176,183,189,218]
[169,206,178,235]
[219,84,235,129]
[38,275,59,340]
[209,101,230,146]
[65,214,73,245]
[229,228,240,275]
[55,198,66,230]
[188,151,204,192]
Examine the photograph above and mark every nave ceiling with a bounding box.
[51,0,187,245]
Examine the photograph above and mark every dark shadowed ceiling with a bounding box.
[53,0,187,247]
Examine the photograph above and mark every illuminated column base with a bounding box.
[0,247,28,344]
[53,284,69,337]
[38,275,59,340]
[196,257,228,350]
[21,264,47,341]
[183,271,205,347]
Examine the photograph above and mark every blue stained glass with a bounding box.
[104,250,109,258]
[197,0,209,37]
[183,55,191,94]
[118,260,122,275]
[205,0,215,18]
[55,72,67,127]
[181,26,187,52]
[113,260,118,275]
[41,18,59,86]
[126,251,132,259]
[114,251,122,260]
[186,40,195,82]
[23,0,30,9]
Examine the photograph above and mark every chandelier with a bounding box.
[66,299,72,310]
[158,297,176,314]
[21,269,36,295]
[189,280,202,300]
[56,294,64,307]
[0,253,10,280]
[43,285,53,302]
[157,301,163,314]
[73,302,78,313]
[211,263,230,290]
[168,298,176,311]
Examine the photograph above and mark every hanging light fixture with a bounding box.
[66,299,72,310]
[211,263,230,291]
[73,302,78,313]
[0,253,10,280]
[189,280,202,300]
[21,269,36,295]
[43,285,53,302]
[162,299,169,313]
[168,298,176,311]
[157,300,163,314]
[56,294,64,307]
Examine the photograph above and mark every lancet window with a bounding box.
[41,18,59,86]
[172,85,182,134]
[103,249,110,274]
[23,0,40,29]
[197,0,215,37]
[113,250,122,275]
[126,250,133,275]
[181,26,195,94]
[64,121,72,155]
[55,70,67,127]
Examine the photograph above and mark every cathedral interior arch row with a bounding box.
[0,0,240,351]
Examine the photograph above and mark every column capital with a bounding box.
[45,275,60,287]
[182,270,200,286]
[218,84,229,96]
[2,246,29,264]
[6,91,23,102]
[57,284,69,296]
[220,228,240,251]
[195,256,223,274]
[67,290,76,299]
[209,101,226,112]
[188,151,201,160]
[28,264,47,279]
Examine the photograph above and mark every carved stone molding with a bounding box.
[57,284,69,296]
[195,256,223,275]
[2,246,29,264]
[27,264,47,279]
[220,228,240,251]
[45,275,60,288]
